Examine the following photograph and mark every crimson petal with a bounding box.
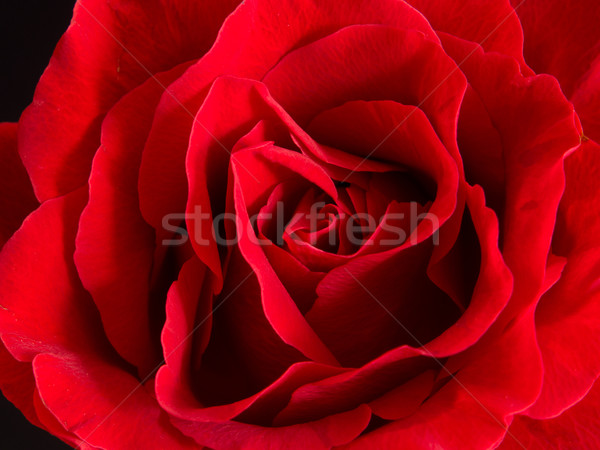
[18,0,240,201]
[75,65,189,377]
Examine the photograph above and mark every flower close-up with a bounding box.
[1,0,599,448]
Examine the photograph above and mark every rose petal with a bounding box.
[526,249,600,419]
[368,370,436,421]
[0,188,106,360]
[157,252,346,426]
[0,187,99,446]
[512,0,600,98]
[74,65,189,377]
[263,25,466,160]
[307,100,454,187]
[0,188,188,447]
[305,241,456,367]
[408,0,529,71]
[31,388,86,448]
[511,0,600,142]
[273,347,432,426]
[500,378,600,449]
[172,404,371,450]
[440,34,581,315]
[33,353,197,450]
[348,311,541,449]
[571,59,600,142]
[555,140,600,254]
[18,0,240,201]
[525,140,600,419]
[305,100,459,245]
[184,248,331,415]
[424,185,514,354]
[280,185,512,421]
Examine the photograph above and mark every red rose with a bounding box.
[1,0,599,448]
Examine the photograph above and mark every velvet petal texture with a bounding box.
[511,0,600,142]
[74,64,189,377]
[523,140,600,419]
[408,0,529,71]
[0,189,101,361]
[0,344,42,431]
[440,35,581,315]
[172,404,371,450]
[512,0,600,97]
[34,353,199,450]
[0,189,197,448]
[500,379,600,450]
[571,61,600,142]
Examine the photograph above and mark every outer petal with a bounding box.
[0,188,104,359]
[571,59,600,142]
[0,122,38,248]
[172,404,371,450]
[525,140,600,419]
[440,35,581,315]
[18,0,240,201]
[554,140,600,254]
[74,64,189,377]
[33,353,198,450]
[512,0,600,142]
[511,0,600,98]
[500,378,600,449]
[408,0,529,71]
[31,388,90,449]
[0,188,195,448]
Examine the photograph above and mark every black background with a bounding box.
[1,1,76,122]
[1,1,76,448]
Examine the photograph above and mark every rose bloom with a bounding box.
[1,0,599,448]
